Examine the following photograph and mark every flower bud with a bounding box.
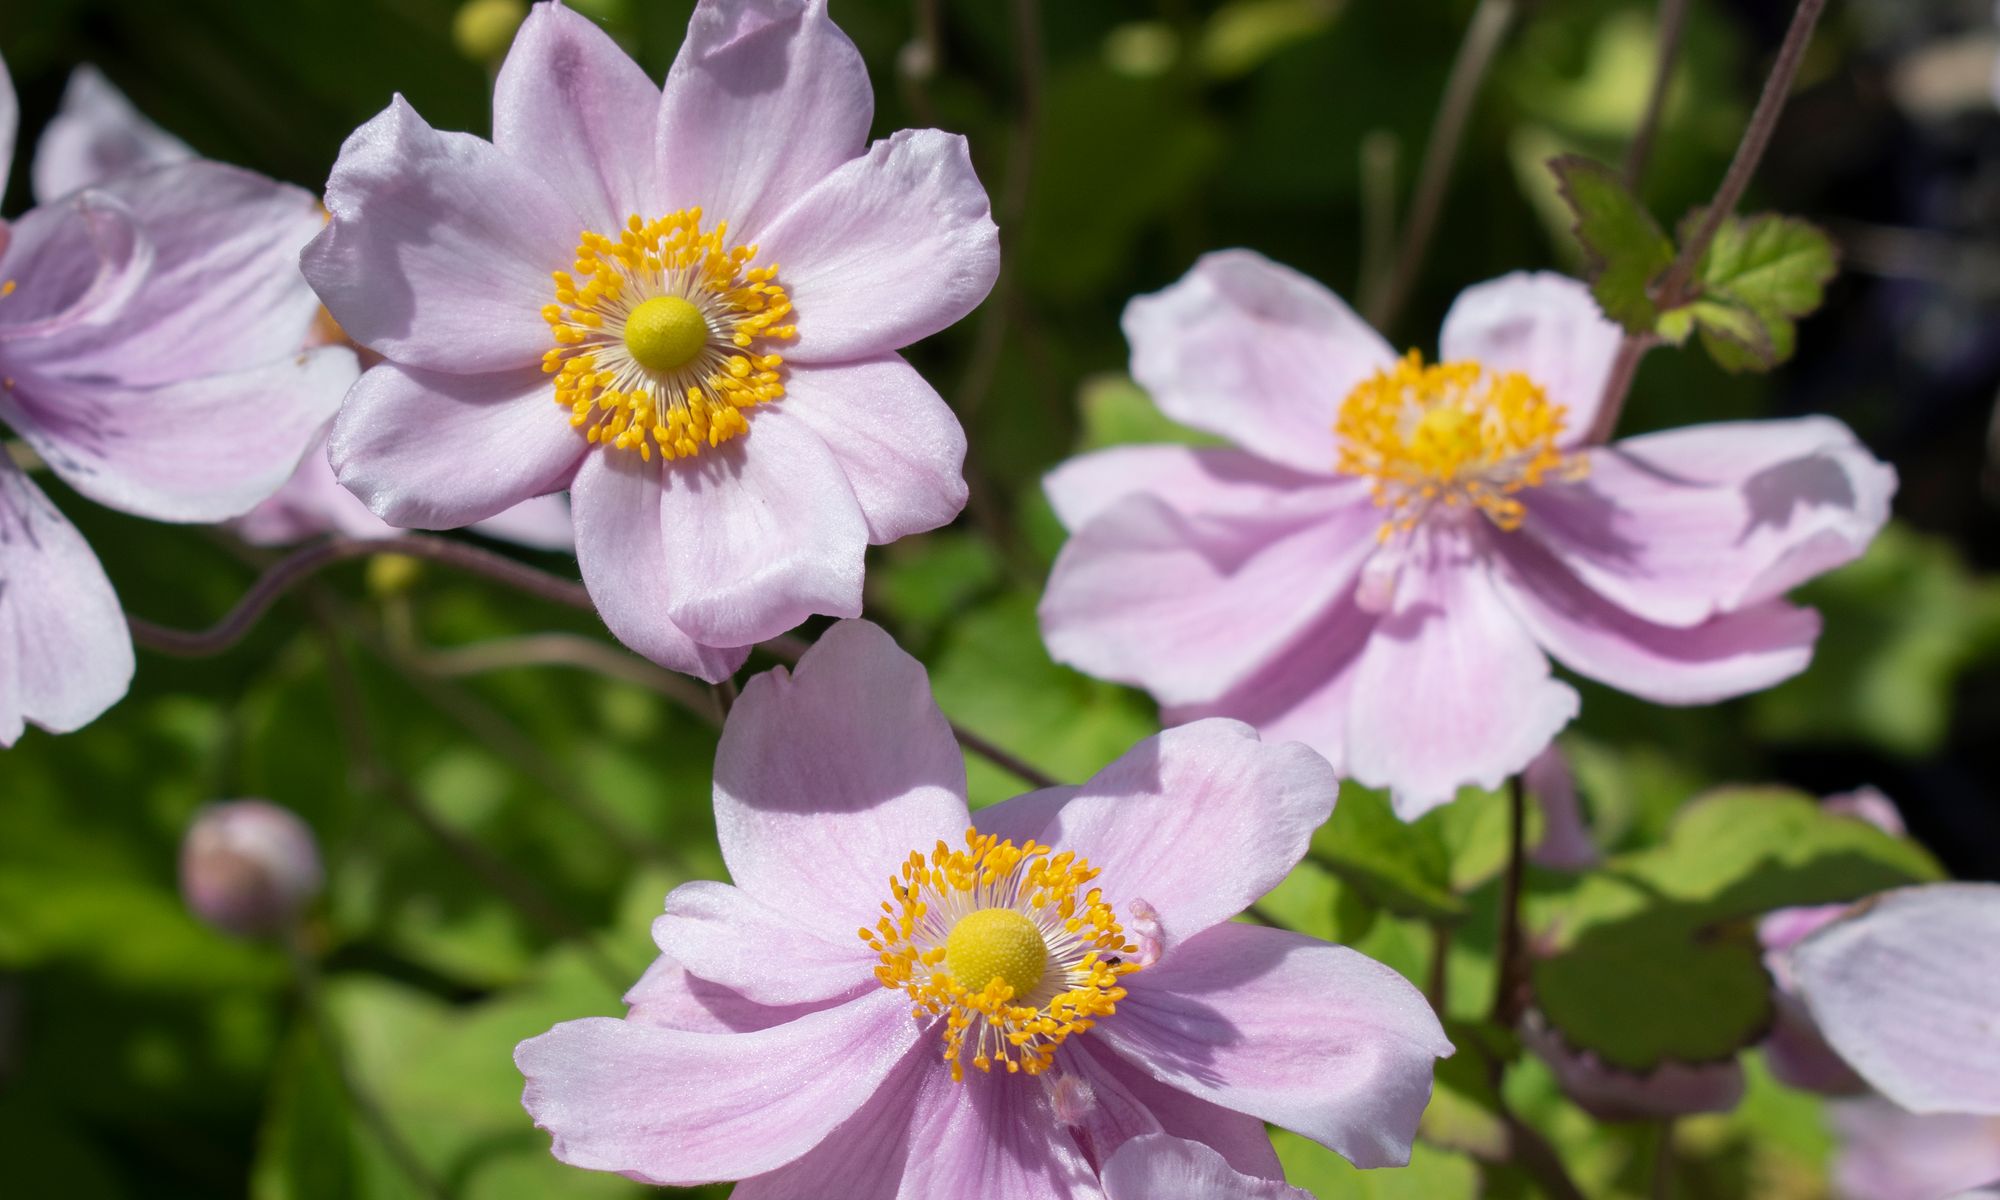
[180,801,324,937]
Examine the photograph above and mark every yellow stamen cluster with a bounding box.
[540,209,795,461]
[1335,350,1585,539]
[862,829,1142,1083]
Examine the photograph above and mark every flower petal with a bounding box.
[713,619,969,941]
[0,462,133,746]
[1101,1135,1311,1200]
[730,1035,950,1200]
[1489,520,1822,705]
[972,786,1078,846]
[566,450,748,680]
[0,51,15,200]
[1522,1016,1744,1120]
[653,880,875,1007]
[655,0,873,239]
[234,429,397,544]
[1830,1099,2000,1200]
[623,953,828,1033]
[1098,922,1450,1169]
[1124,250,1394,473]
[30,65,192,203]
[7,347,358,523]
[779,355,967,543]
[491,3,660,234]
[515,988,920,1186]
[1523,416,1896,628]
[330,360,584,530]
[1072,1039,1286,1182]
[657,407,868,647]
[1343,530,1579,819]
[1040,487,1379,707]
[1792,884,2000,1116]
[303,96,581,372]
[1436,272,1622,446]
[0,189,150,342]
[1038,719,1337,951]
[758,129,998,362]
[1044,445,1342,534]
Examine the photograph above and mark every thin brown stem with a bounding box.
[1490,774,1528,1027]
[1366,0,1519,331]
[955,725,1060,790]
[1588,0,1830,445]
[712,677,739,719]
[1651,1119,1677,1199]
[404,631,721,720]
[1502,1101,1590,1200]
[1624,0,1690,189]
[898,0,944,125]
[1425,920,1452,1016]
[1356,130,1401,304]
[128,534,592,658]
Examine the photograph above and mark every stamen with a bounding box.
[1334,350,1586,540]
[541,209,795,462]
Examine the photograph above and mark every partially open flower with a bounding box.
[1041,254,1893,816]
[516,620,1450,1193]
[180,800,325,937]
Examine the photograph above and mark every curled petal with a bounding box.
[31,65,193,203]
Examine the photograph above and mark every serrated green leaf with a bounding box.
[1550,154,1675,332]
[1310,787,1465,923]
[1684,213,1838,372]
[1687,296,1780,373]
[1533,788,1942,1071]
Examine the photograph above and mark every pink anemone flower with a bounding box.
[302,0,1000,680]
[31,63,575,554]
[1039,252,1895,817]
[0,52,357,746]
[515,620,1450,1195]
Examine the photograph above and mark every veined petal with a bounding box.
[303,96,581,372]
[655,0,873,240]
[657,407,867,647]
[758,129,998,363]
[893,1063,1105,1199]
[31,65,193,203]
[329,360,584,531]
[1072,1040,1287,1183]
[1437,272,1623,448]
[972,786,1078,846]
[515,988,921,1186]
[653,880,876,1007]
[1793,884,2000,1116]
[1101,1136,1311,1200]
[779,355,967,544]
[1034,720,1338,952]
[1098,922,1450,1170]
[730,1034,950,1200]
[624,954,829,1033]
[0,51,16,200]
[0,462,133,747]
[0,189,150,342]
[6,347,358,523]
[1043,445,1343,534]
[712,620,969,942]
[492,3,660,234]
[566,450,748,680]
[1124,250,1394,474]
[1830,1099,2000,1200]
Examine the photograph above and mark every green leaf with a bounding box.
[252,1023,358,1200]
[1550,154,1675,332]
[1425,785,1545,893]
[1533,788,1943,1071]
[1681,213,1839,372]
[1310,787,1464,923]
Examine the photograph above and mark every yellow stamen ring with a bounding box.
[1334,350,1587,540]
[540,208,796,462]
[863,829,1142,1082]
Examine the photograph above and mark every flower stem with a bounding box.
[1366,0,1520,332]
[1624,0,1690,189]
[1490,773,1528,1027]
[1587,0,1829,444]
[1425,920,1452,1016]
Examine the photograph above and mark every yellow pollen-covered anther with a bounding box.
[1334,350,1586,540]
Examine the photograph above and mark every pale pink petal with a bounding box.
[1489,522,1821,705]
[1436,272,1622,446]
[1123,250,1394,473]
[1071,1040,1286,1182]
[31,65,193,203]
[1523,744,1599,871]
[1099,922,1450,1169]
[329,361,584,530]
[303,96,581,372]
[779,355,966,544]
[656,0,873,237]
[1793,884,2000,1115]
[623,954,828,1033]
[8,347,358,523]
[1825,786,1906,835]
[972,786,1078,846]
[1831,1099,2000,1200]
[712,619,969,940]
[1522,1016,1744,1120]
[0,462,133,746]
[1039,487,1379,707]
[1523,417,1896,628]
[652,880,875,1007]
[657,407,867,647]
[730,1038,949,1200]
[1101,1136,1311,1200]
[233,429,398,544]
[1035,720,1337,952]
[1344,529,1579,819]
[0,189,149,341]
[896,1061,1103,1199]
[515,988,920,1186]
[469,492,574,552]
[758,129,998,362]
[0,52,15,200]
[491,3,659,234]
[1044,445,1343,534]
